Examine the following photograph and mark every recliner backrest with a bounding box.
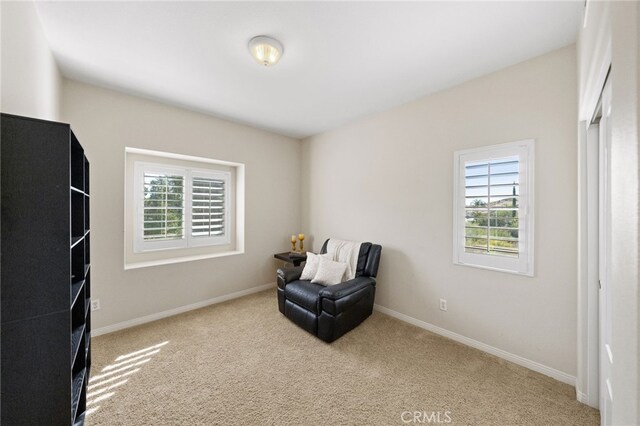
[320,239,382,278]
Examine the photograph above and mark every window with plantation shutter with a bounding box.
[192,176,225,237]
[453,140,534,276]
[142,172,185,243]
[189,172,229,247]
[133,162,230,253]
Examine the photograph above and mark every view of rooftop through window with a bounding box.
[464,155,519,257]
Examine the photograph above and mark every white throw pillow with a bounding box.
[300,252,328,281]
[311,257,348,286]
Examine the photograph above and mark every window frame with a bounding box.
[452,139,535,276]
[133,161,231,253]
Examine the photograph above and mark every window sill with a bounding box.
[124,250,244,270]
[453,260,534,277]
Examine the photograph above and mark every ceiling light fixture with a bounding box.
[248,35,283,67]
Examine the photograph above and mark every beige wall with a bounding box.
[62,80,301,330]
[0,1,61,120]
[302,46,578,377]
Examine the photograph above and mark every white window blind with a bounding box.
[133,162,230,253]
[453,140,534,276]
[191,176,226,238]
[464,156,519,257]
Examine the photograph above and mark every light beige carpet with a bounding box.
[86,289,598,425]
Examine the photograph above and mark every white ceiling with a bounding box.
[35,1,582,139]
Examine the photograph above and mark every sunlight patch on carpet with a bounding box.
[86,341,169,418]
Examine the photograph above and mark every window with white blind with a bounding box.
[133,162,230,253]
[453,140,534,276]
[191,176,226,239]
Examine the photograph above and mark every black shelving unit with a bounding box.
[1,113,91,425]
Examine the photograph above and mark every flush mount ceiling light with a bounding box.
[248,35,283,67]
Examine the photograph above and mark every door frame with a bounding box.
[576,13,611,407]
[597,77,613,422]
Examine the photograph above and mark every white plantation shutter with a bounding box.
[189,171,230,247]
[463,156,520,257]
[453,140,534,276]
[133,162,230,252]
[192,176,226,237]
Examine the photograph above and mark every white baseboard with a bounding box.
[576,389,599,409]
[373,304,576,386]
[92,282,276,336]
[577,390,588,404]
[92,287,576,387]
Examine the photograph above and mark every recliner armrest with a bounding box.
[318,276,376,300]
[277,266,304,289]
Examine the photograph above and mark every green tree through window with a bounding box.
[143,174,184,241]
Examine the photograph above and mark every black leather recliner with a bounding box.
[277,239,382,342]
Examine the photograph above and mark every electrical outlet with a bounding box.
[91,299,101,311]
[439,299,447,311]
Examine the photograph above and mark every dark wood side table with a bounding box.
[274,252,307,267]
